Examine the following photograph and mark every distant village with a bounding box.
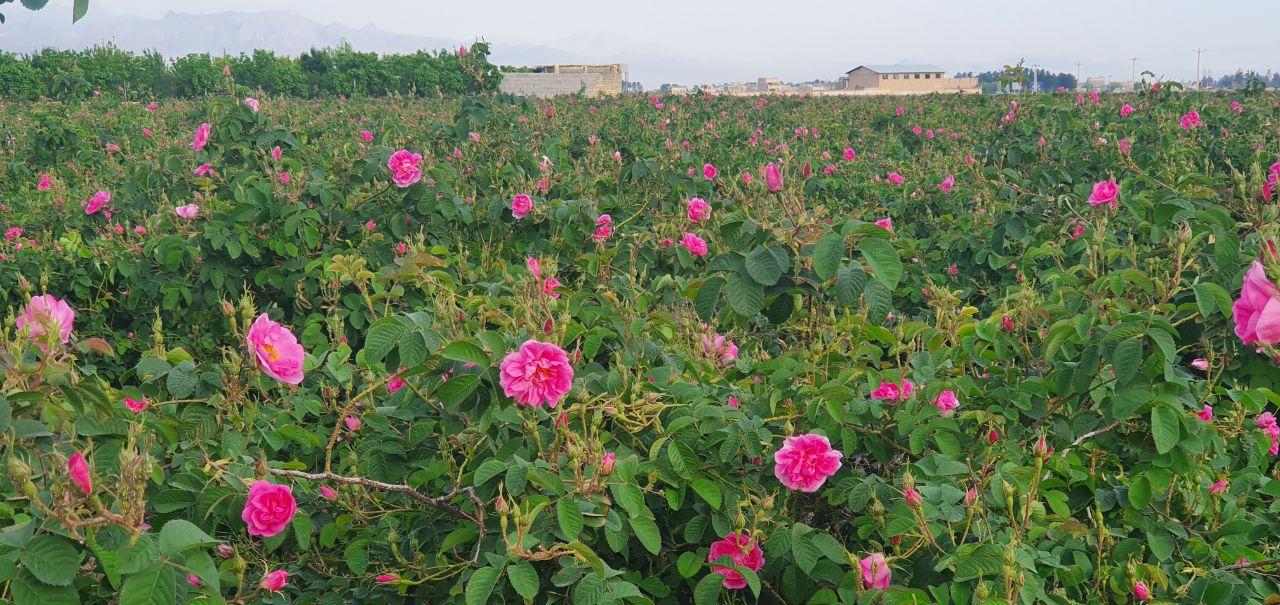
[499,63,1279,98]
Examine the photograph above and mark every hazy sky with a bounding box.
[9,0,1280,85]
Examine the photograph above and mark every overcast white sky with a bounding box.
[8,0,1280,84]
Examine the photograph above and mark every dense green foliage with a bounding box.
[0,76,1278,605]
[0,43,500,101]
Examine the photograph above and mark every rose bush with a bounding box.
[0,70,1277,605]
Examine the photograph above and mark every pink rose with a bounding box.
[360,130,373,142]
[246,313,306,385]
[938,174,955,194]
[84,190,111,215]
[1209,478,1228,495]
[511,193,533,219]
[243,98,260,113]
[1133,581,1151,601]
[191,123,211,151]
[764,162,783,192]
[773,433,842,492]
[687,197,711,223]
[681,232,708,257]
[934,390,959,415]
[124,396,148,413]
[344,416,361,431]
[387,150,423,188]
[1120,104,1134,117]
[68,451,92,495]
[271,146,282,161]
[375,574,398,584]
[1196,405,1213,421]
[193,163,213,177]
[260,570,289,592]
[318,486,337,500]
[1233,261,1280,346]
[843,147,856,161]
[1190,357,1209,371]
[870,379,913,403]
[17,294,75,348]
[241,480,297,537]
[37,173,52,191]
[888,172,904,185]
[702,163,718,180]
[1180,110,1201,130]
[706,533,764,590]
[904,486,922,508]
[175,204,200,220]
[600,452,616,476]
[874,218,894,233]
[1087,180,1119,208]
[499,340,574,408]
[860,553,891,590]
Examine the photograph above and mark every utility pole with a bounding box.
[1075,62,1083,89]
[1031,64,1039,92]
[1194,48,1204,90]
[1129,57,1139,82]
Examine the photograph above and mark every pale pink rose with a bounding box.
[1087,180,1119,208]
[687,197,711,223]
[1190,358,1209,371]
[318,486,337,500]
[124,396,148,413]
[934,390,959,415]
[511,193,533,219]
[875,218,894,233]
[1119,138,1131,155]
[773,433,842,492]
[246,313,306,385]
[175,204,200,220]
[216,544,234,558]
[681,232,708,257]
[888,172,904,185]
[499,340,574,408]
[260,570,289,592]
[1133,581,1151,601]
[707,533,764,590]
[241,480,297,537]
[1196,404,1213,421]
[387,150,423,188]
[243,98,260,113]
[105,142,120,152]
[37,173,52,191]
[84,190,110,214]
[68,452,92,494]
[191,123,211,151]
[600,452,616,476]
[469,131,481,143]
[1233,261,1280,346]
[18,294,75,347]
[860,553,891,590]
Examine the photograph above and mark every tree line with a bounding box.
[0,42,502,101]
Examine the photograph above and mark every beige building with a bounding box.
[840,65,978,95]
[498,64,627,98]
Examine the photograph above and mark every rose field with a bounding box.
[1,53,1280,605]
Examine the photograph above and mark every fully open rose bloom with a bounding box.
[706,533,764,590]
[18,294,75,348]
[1087,180,1119,208]
[1233,260,1280,346]
[511,193,533,219]
[687,197,711,223]
[191,122,211,151]
[774,433,843,492]
[387,150,423,188]
[241,480,297,537]
[860,553,891,589]
[175,204,199,219]
[246,314,306,385]
[681,232,708,257]
[499,340,574,408]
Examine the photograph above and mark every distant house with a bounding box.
[840,65,979,94]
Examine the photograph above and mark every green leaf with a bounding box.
[693,277,724,322]
[693,573,724,605]
[20,535,82,586]
[438,373,480,406]
[725,273,765,317]
[72,0,88,23]
[473,459,506,485]
[507,562,539,600]
[629,514,662,555]
[442,340,490,367]
[362,318,406,364]
[1192,282,1232,318]
[1128,476,1152,510]
[12,569,80,605]
[556,499,584,540]
[119,562,176,605]
[858,237,902,290]
[1151,404,1181,454]
[791,524,820,573]
[812,232,845,281]
[158,520,217,555]
[690,478,722,509]
[465,566,502,605]
[344,540,369,574]
[745,246,783,286]
[1111,338,1142,385]
[667,441,698,479]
